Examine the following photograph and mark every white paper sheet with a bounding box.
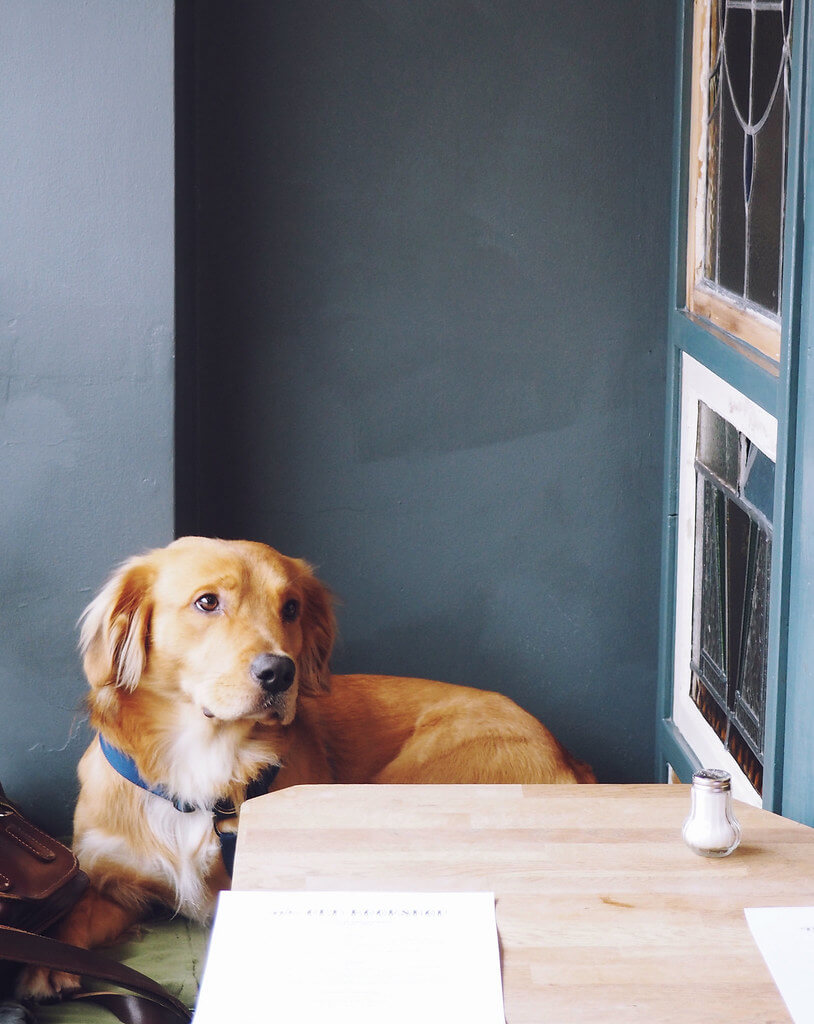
[745,907,814,1024]
[193,890,506,1024]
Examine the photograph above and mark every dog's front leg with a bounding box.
[16,886,145,1001]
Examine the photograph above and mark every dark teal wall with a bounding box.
[0,1,175,832]
[1,2,675,837]
[188,1,675,781]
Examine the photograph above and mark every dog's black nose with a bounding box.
[250,653,296,694]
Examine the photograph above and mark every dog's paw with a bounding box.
[15,965,81,1003]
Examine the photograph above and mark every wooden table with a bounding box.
[232,784,814,1023]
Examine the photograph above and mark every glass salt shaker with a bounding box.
[682,768,741,857]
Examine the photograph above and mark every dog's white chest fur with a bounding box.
[160,710,273,808]
[144,797,221,920]
[76,785,222,923]
[78,718,280,924]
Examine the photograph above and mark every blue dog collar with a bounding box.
[98,733,280,877]
[99,734,198,812]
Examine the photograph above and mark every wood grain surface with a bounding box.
[233,784,814,1022]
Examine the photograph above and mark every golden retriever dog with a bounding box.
[22,536,593,999]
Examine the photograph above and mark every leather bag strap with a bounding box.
[68,991,189,1024]
[0,926,191,1023]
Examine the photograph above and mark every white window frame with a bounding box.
[672,353,777,806]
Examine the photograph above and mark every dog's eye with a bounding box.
[281,599,300,623]
[194,593,220,613]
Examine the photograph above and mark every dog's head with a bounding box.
[80,537,335,727]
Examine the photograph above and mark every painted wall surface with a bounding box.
[0,1,175,833]
[189,2,675,782]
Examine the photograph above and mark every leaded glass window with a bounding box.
[672,355,776,805]
[687,0,793,360]
[690,402,773,794]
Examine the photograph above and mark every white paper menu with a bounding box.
[193,890,506,1024]
[745,907,814,1024]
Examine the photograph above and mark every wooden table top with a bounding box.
[232,784,814,1023]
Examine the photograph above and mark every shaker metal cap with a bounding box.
[692,768,732,790]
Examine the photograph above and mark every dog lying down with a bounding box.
[22,536,594,999]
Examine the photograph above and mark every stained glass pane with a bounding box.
[703,0,792,317]
[697,401,739,485]
[733,525,771,754]
[741,441,775,518]
[725,500,751,693]
[713,8,750,295]
[697,480,727,698]
[748,55,786,311]
[690,403,774,795]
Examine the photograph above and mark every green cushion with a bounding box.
[34,916,208,1022]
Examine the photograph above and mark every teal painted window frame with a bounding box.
[656,0,812,821]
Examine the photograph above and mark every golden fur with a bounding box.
[22,536,593,999]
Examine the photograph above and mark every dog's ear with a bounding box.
[296,564,336,695]
[80,558,155,692]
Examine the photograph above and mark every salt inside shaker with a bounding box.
[682,768,741,857]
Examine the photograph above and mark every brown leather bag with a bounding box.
[0,783,89,939]
[0,783,191,1023]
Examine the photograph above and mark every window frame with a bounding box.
[656,0,810,822]
[672,353,776,806]
[684,0,788,363]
